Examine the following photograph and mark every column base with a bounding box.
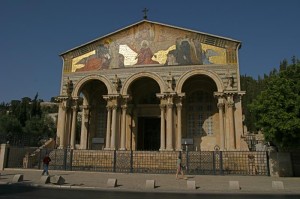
[164,148,174,151]
[159,148,166,151]
[119,148,126,151]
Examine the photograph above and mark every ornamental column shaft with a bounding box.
[105,106,112,149]
[110,105,117,150]
[120,105,127,150]
[227,97,236,149]
[166,102,173,150]
[159,104,166,151]
[217,101,225,150]
[80,106,89,149]
[176,103,182,151]
[70,105,78,149]
[57,101,67,149]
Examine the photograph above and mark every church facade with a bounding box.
[56,20,247,151]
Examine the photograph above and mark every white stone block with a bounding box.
[12,174,23,183]
[229,181,240,190]
[145,180,155,189]
[187,180,196,189]
[40,175,50,184]
[107,178,117,187]
[272,181,284,190]
[50,175,65,185]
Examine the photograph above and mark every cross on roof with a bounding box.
[142,8,149,19]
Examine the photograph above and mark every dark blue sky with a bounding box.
[1,0,299,103]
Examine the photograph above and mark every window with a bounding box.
[187,90,214,137]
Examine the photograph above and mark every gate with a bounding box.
[5,147,269,176]
[291,152,300,177]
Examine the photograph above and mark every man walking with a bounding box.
[42,153,51,176]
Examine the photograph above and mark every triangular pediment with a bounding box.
[62,20,241,73]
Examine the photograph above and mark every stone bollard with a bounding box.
[107,178,117,187]
[145,180,155,189]
[50,175,65,185]
[229,181,240,190]
[12,174,23,183]
[187,180,196,189]
[272,181,284,190]
[40,175,50,184]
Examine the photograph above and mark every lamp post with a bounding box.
[185,140,188,152]
[184,140,189,174]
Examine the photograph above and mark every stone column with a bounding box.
[0,144,9,170]
[166,102,173,151]
[176,103,182,151]
[227,96,236,150]
[217,101,225,150]
[70,104,78,149]
[120,104,127,150]
[159,104,166,151]
[105,105,112,149]
[58,101,67,149]
[110,105,117,150]
[80,105,89,149]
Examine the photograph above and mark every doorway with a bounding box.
[137,117,160,151]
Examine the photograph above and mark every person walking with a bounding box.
[176,154,185,179]
[42,153,51,176]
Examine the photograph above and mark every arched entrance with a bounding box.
[128,77,161,151]
[182,75,218,150]
[77,79,108,149]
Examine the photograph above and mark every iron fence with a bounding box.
[5,147,269,176]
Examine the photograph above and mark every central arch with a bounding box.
[125,75,162,151]
[121,72,167,95]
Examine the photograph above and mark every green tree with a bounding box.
[249,73,300,149]
[0,114,23,137]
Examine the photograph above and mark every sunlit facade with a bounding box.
[56,20,247,151]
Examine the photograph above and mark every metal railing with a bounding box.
[5,147,269,176]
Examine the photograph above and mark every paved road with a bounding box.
[0,185,299,199]
[0,169,300,195]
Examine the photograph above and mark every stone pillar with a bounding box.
[166,102,173,151]
[159,104,166,151]
[0,144,9,170]
[105,105,112,149]
[58,101,67,149]
[227,96,236,150]
[70,104,78,149]
[110,105,117,150]
[176,103,182,151]
[217,101,225,150]
[120,104,127,150]
[80,105,89,149]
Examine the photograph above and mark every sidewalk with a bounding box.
[0,168,300,194]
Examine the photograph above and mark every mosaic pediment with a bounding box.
[67,21,239,73]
